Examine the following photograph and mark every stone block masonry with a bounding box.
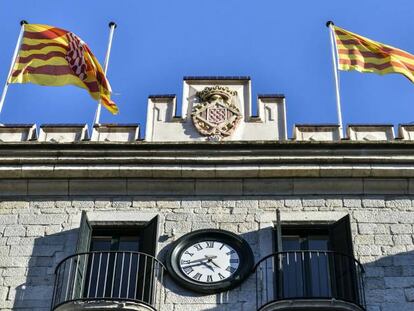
[0,195,414,311]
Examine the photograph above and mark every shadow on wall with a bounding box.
[12,229,77,311]
[160,233,414,311]
[363,250,414,311]
[12,227,414,311]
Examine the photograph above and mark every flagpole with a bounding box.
[0,20,27,117]
[327,21,344,139]
[93,21,117,125]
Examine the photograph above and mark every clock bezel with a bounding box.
[166,229,254,294]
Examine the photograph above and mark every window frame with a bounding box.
[75,212,160,304]
[273,214,357,301]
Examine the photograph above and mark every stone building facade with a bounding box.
[0,77,414,311]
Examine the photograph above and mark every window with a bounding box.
[75,211,159,304]
[274,215,358,302]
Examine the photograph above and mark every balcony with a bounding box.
[51,251,166,311]
[254,251,366,311]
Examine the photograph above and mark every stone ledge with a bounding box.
[259,298,364,311]
[2,163,414,179]
[54,300,154,311]
[0,178,413,197]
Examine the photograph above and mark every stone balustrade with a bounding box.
[0,123,413,142]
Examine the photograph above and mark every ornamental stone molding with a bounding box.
[191,85,242,141]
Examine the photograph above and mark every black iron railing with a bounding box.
[51,251,166,311]
[254,251,366,310]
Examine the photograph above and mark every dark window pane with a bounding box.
[90,238,112,252]
[118,237,140,252]
[279,233,331,299]
[308,237,329,251]
[282,236,301,251]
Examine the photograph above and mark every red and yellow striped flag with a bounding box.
[333,25,414,83]
[8,24,118,114]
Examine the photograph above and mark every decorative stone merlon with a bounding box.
[293,124,341,141]
[145,77,287,141]
[91,124,140,142]
[347,124,394,141]
[0,124,36,142]
[38,124,88,142]
[398,124,414,140]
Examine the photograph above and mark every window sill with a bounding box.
[259,299,365,311]
[53,300,156,311]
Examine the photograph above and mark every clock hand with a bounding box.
[202,262,215,272]
[204,255,221,269]
[210,260,221,269]
[185,256,217,264]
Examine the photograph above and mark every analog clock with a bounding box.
[166,229,254,294]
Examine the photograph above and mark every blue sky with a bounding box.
[1,0,414,137]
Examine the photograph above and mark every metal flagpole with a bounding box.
[0,20,28,117]
[327,21,344,138]
[93,21,117,125]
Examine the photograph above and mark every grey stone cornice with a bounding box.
[1,141,414,178]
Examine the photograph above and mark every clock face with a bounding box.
[179,241,240,283]
[166,229,254,294]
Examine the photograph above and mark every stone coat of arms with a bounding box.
[191,86,242,140]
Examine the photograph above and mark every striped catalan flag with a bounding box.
[333,25,414,83]
[8,24,118,114]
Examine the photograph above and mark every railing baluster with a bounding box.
[134,253,140,300]
[127,252,132,298]
[65,257,73,302]
[79,253,88,299]
[71,255,80,300]
[316,251,321,296]
[103,252,109,298]
[110,252,117,298]
[95,252,102,298]
[86,253,95,298]
[119,252,125,298]
[148,257,155,305]
[141,255,148,302]
[152,260,158,307]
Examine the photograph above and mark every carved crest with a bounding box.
[191,86,242,141]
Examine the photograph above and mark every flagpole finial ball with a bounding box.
[109,22,117,28]
[326,21,334,27]
[20,20,28,26]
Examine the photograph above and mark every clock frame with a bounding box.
[166,229,254,294]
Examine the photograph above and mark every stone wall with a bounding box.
[0,195,414,311]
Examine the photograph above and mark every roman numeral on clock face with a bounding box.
[192,273,202,281]
[226,266,236,273]
[183,267,194,275]
[194,244,203,251]
[205,241,214,248]
[207,275,213,282]
[218,273,225,280]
